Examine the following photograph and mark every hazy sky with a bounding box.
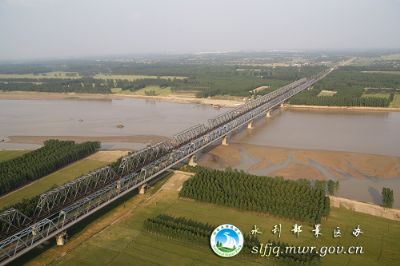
[0,0,399,60]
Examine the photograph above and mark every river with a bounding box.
[1,98,399,207]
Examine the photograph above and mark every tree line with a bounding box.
[0,139,100,196]
[290,95,391,107]
[179,167,330,224]
[0,78,176,94]
[144,214,320,264]
[144,214,259,255]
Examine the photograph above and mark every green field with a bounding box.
[390,94,400,107]
[35,174,400,266]
[94,74,187,81]
[0,158,109,209]
[0,150,29,162]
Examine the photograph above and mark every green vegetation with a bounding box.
[0,61,325,97]
[144,214,259,254]
[144,214,320,265]
[179,167,330,223]
[291,68,400,107]
[382,187,394,208]
[93,74,186,81]
[39,173,400,266]
[390,94,400,107]
[0,140,100,196]
[0,150,29,162]
[361,92,391,99]
[327,180,339,196]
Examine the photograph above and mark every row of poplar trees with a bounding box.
[179,168,330,224]
[143,214,259,255]
[144,214,320,264]
[0,139,100,196]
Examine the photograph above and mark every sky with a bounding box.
[0,0,399,60]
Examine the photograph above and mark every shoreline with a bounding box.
[285,104,400,112]
[0,91,243,107]
[2,91,400,111]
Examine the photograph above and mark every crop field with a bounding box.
[93,74,187,81]
[24,172,400,266]
[0,152,118,209]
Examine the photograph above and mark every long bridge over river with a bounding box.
[0,66,335,265]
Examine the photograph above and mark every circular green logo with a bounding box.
[210,224,244,257]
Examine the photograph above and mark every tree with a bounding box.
[382,187,394,208]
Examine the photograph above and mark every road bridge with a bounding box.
[0,66,335,265]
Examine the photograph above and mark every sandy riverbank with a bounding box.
[285,104,400,112]
[198,143,400,180]
[0,91,243,107]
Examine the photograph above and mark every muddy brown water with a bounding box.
[0,98,229,150]
[1,99,400,207]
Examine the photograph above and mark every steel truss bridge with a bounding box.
[0,67,334,265]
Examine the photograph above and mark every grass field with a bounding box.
[94,74,187,81]
[0,150,29,162]
[361,92,391,99]
[390,94,400,107]
[0,153,115,209]
[27,172,400,266]
[0,72,81,80]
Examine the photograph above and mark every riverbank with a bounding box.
[6,135,168,146]
[198,143,400,207]
[330,196,400,222]
[0,91,243,107]
[285,104,400,112]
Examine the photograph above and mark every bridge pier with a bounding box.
[139,184,147,195]
[188,155,197,167]
[56,231,67,246]
[222,135,228,146]
[266,111,271,118]
[247,120,254,129]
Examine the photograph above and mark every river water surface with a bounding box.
[1,99,399,207]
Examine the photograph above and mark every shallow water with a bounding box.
[234,109,400,156]
[0,98,228,149]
